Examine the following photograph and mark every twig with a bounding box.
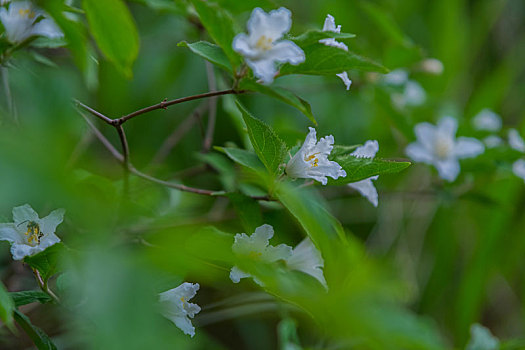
[115,124,130,169]
[117,89,245,124]
[32,268,60,304]
[202,61,218,152]
[74,99,114,125]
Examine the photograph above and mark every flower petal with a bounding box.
[232,33,259,58]
[266,40,305,65]
[348,176,379,207]
[336,72,352,90]
[247,7,291,41]
[383,69,408,86]
[264,243,293,262]
[437,116,458,138]
[12,204,38,227]
[403,81,426,106]
[413,122,436,151]
[245,57,277,84]
[508,129,525,153]
[0,224,23,244]
[405,142,434,164]
[286,238,327,289]
[512,159,525,182]
[39,208,65,235]
[351,140,379,158]
[172,314,196,337]
[483,135,503,148]
[319,38,348,51]
[10,243,38,260]
[453,137,484,159]
[229,265,251,283]
[434,158,460,182]
[472,109,502,132]
[322,14,339,32]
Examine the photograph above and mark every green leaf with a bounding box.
[328,156,411,185]
[226,192,263,233]
[196,152,236,192]
[290,30,356,47]
[13,310,57,350]
[191,0,241,69]
[280,44,389,76]
[358,2,413,47]
[24,243,65,282]
[178,41,232,73]
[10,291,52,307]
[330,144,361,158]
[239,79,317,125]
[215,147,266,173]
[235,102,287,175]
[83,0,139,77]
[0,282,15,332]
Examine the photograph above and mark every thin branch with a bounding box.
[32,268,60,304]
[117,89,245,124]
[74,99,114,125]
[202,61,218,152]
[115,124,130,169]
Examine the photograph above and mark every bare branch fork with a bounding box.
[74,89,271,201]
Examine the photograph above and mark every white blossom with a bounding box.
[232,7,304,84]
[0,1,63,43]
[472,109,502,132]
[159,282,201,337]
[392,80,426,109]
[320,14,351,90]
[286,127,346,185]
[0,204,64,260]
[420,58,444,75]
[508,128,525,153]
[230,224,292,285]
[285,237,327,289]
[483,135,503,149]
[383,69,409,86]
[347,140,380,207]
[513,159,525,182]
[466,324,499,350]
[406,117,485,182]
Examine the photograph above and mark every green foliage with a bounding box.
[0,282,15,332]
[83,0,140,77]
[290,30,356,47]
[10,291,52,307]
[329,155,411,184]
[178,41,232,73]
[24,244,66,282]
[236,101,287,175]
[13,310,57,350]
[216,147,266,172]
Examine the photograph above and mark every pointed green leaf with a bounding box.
[83,0,139,77]
[235,102,287,175]
[239,79,316,125]
[280,44,388,75]
[10,291,52,307]
[191,0,241,69]
[13,310,57,350]
[328,156,411,185]
[0,282,15,332]
[178,41,232,73]
[23,244,65,282]
[215,147,266,172]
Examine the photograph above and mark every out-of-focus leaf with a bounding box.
[239,79,316,125]
[226,192,263,233]
[236,102,287,175]
[13,310,57,350]
[24,243,65,282]
[358,2,413,47]
[191,0,241,69]
[215,147,265,172]
[129,0,185,13]
[196,152,236,192]
[0,282,15,332]
[280,44,388,75]
[10,291,52,307]
[328,156,411,185]
[290,30,355,47]
[178,41,232,73]
[83,0,139,77]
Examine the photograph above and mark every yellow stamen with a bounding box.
[18,8,35,19]
[248,251,263,259]
[256,35,273,51]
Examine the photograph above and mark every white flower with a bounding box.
[383,69,409,86]
[285,237,327,289]
[483,135,503,148]
[232,7,305,84]
[508,128,525,153]
[0,204,64,260]
[0,1,63,43]
[159,282,201,337]
[472,109,502,132]
[513,159,525,182]
[286,127,346,185]
[347,140,380,207]
[420,58,444,75]
[320,14,351,91]
[319,14,348,51]
[406,117,485,182]
[230,224,292,285]
[466,324,499,350]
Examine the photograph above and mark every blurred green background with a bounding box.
[1,0,524,349]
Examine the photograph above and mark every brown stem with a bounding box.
[32,269,60,304]
[74,99,114,125]
[117,89,245,124]
[115,124,130,169]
